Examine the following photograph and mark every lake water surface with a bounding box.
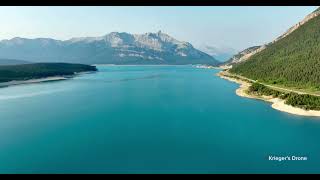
[0,65,319,173]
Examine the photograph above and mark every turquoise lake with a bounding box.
[0,65,320,173]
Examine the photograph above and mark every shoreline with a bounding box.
[92,64,193,66]
[93,64,219,67]
[0,76,68,88]
[217,71,320,117]
[0,70,96,88]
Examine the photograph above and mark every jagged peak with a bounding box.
[67,36,105,43]
[107,32,131,37]
[61,31,189,47]
[0,31,196,53]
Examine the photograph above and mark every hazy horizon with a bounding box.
[0,6,318,51]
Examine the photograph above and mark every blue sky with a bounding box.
[0,6,317,51]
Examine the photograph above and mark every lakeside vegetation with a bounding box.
[248,82,320,110]
[248,82,285,98]
[0,63,97,83]
[221,72,252,83]
[227,9,320,111]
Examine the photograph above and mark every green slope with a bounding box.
[231,11,320,90]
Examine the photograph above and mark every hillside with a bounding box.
[0,63,97,83]
[0,31,218,66]
[224,7,320,67]
[231,8,320,90]
[222,46,261,66]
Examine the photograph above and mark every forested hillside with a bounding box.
[231,9,320,90]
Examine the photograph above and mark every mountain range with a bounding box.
[0,31,219,66]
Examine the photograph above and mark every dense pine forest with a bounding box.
[0,63,97,83]
[231,10,320,90]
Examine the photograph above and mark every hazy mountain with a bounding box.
[0,31,219,65]
[231,8,320,89]
[222,46,262,66]
[198,45,237,62]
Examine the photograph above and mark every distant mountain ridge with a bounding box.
[222,46,261,66]
[0,31,219,65]
[198,45,237,62]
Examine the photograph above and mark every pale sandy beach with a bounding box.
[217,71,320,117]
[0,76,68,88]
[0,70,96,88]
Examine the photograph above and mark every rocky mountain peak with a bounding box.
[0,31,218,65]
